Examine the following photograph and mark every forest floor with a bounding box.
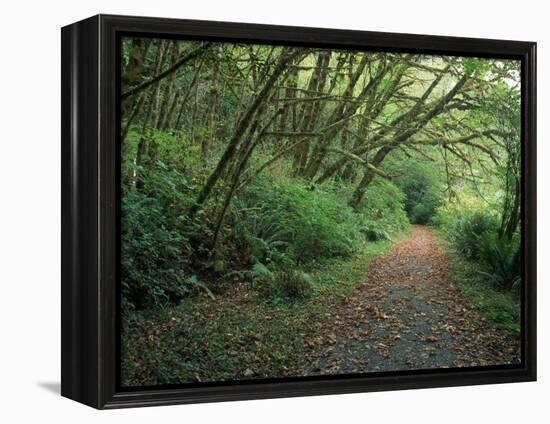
[122,225,520,386]
[299,225,520,375]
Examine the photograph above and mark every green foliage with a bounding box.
[124,129,204,178]
[448,211,498,260]
[434,199,520,291]
[447,249,521,334]
[462,57,491,77]
[229,177,410,301]
[269,270,315,300]
[247,262,274,284]
[356,179,410,241]
[476,233,521,290]
[394,161,442,224]
[233,177,362,267]
[120,161,210,309]
[121,187,190,308]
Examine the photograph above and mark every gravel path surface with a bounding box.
[301,225,520,375]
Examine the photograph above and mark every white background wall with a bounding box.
[0,0,546,422]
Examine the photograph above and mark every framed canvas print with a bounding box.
[61,14,536,409]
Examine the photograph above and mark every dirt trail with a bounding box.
[301,225,520,375]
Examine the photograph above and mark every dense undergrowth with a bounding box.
[120,140,520,385]
[433,194,521,292]
[121,136,411,311]
[444,247,521,334]
[120,137,412,385]
[433,194,521,334]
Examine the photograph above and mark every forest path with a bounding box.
[301,225,520,375]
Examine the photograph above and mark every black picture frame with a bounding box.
[61,14,537,409]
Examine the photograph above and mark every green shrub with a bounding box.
[123,129,203,177]
[393,161,442,224]
[269,270,314,300]
[245,262,313,300]
[275,270,314,299]
[450,255,521,334]
[121,161,211,309]
[232,178,362,266]
[451,211,498,260]
[355,179,410,240]
[435,199,520,291]
[245,262,275,286]
[476,233,521,290]
[410,203,433,225]
[121,189,189,308]
[362,227,391,241]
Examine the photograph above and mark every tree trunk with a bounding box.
[349,144,393,209]
[202,44,222,160]
[188,48,300,219]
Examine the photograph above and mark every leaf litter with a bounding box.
[122,226,520,385]
[299,225,520,375]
